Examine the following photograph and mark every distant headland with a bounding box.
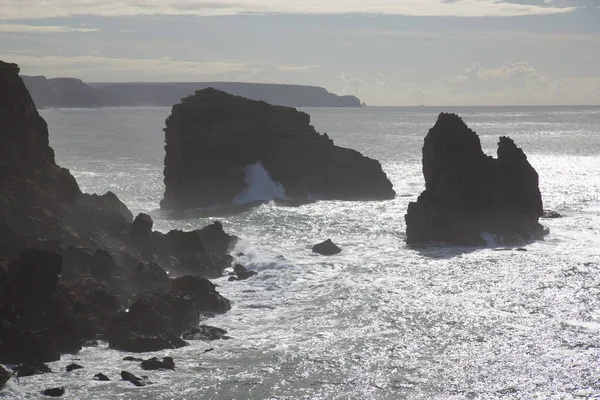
[21,75,362,108]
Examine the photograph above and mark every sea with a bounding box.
[3,106,600,399]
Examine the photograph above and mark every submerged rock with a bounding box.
[312,239,342,255]
[42,387,65,397]
[542,209,562,219]
[182,325,229,341]
[123,356,144,362]
[141,356,175,371]
[65,363,83,372]
[405,113,545,246]
[160,88,395,209]
[121,370,146,387]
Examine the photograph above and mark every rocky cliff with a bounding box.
[160,88,394,209]
[405,113,545,246]
[0,61,238,364]
[22,75,361,108]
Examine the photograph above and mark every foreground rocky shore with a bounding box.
[0,61,247,393]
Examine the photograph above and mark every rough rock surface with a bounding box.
[42,387,65,397]
[12,359,52,377]
[141,356,175,371]
[405,113,545,246]
[93,373,110,381]
[0,60,235,363]
[160,88,395,209]
[312,239,342,255]
[182,325,229,341]
[170,275,231,313]
[0,365,10,390]
[121,370,146,387]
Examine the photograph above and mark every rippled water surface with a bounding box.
[4,106,600,399]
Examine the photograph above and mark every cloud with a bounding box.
[0,0,576,20]
[275,64,321,71]
[340,72,366,92]
[1,54,247,81]
[444,61,550,92]
[0,24,98,33]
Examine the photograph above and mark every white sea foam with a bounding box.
[233,162,286,205]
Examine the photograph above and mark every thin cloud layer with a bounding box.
[0,0,575,20]
[0,24,98,33]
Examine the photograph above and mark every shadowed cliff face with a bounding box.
[405,113,544,246]
[161,88,395,209]
[0,61,238,362]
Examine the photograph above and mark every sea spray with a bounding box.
[233,162,286,205]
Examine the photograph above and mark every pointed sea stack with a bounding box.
[160,88,395,209]
[405,113,545,246]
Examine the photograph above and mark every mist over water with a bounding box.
[233,162,287,205]
[7,106,599,399]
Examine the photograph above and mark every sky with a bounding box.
[0,0,599,106]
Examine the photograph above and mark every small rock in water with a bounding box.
[182,325,229,341]
[66,363,83,372]
[83,339,98,347]
[312,239,342,256]
[121,370,146,386]
[141,356,175,371]
[228,264,258,281]
[123,356,144,362]
[516,248,528,252]
[94,373,110,381]
[542,209,562,218]
[12,360,52,377]
[204,348,214,353]
[42,387,65,397]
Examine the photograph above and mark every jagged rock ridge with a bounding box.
[405,112,545,246]
[161,88,395,209]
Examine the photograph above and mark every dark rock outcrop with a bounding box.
[105,290,199,352]
[12,359,52,377]
[121,370,146,387]
[66,363,83,372]
[228,264,258,281]
[42,387,65,397]
[130,261,170,293]
[141,356,175,371]
[0,365,10,390]
[170,275,231,313]
[312,239,342,256]
[542,209,562,218]
[405,113,545,246]
[0,60,237,363]
[160,88,394,209]
[94,373,110,381]
[182,325,229,341]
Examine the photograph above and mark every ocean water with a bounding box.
[3,106,600,399]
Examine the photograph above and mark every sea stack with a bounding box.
[405,113,545,246]
[160,88,395,209]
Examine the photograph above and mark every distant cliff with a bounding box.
[21,76,361,108]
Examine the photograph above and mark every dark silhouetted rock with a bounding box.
[228,264,258,281]
[182,325,229,341]
[141,356,175,371]
[105,290,198,352]
[312,239,342,255]
[542,209,562,218]
[170,275,231,313]
[94,373,110,381]
[123,356,144,362]
[130,261,170,293]
[66,363,83,372]
[131,213,153,245]
[0,365,10,390]
[42,387,65,397]
[405,113,545,246]
[160,88,394,209]
[121,370,146,387]
[12,359,52,377]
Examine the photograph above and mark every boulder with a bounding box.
[12,359,52,377]
[182,325,229,341]
[131,213,153,245]
[405,113,545,246]
[542,209,562,218]
[121,370,146,387]
[228,264,258,281]
[312,239,342,256]
[66,363,83,372]
[123,356,143,362]
[160,88,395,209]
[141,356,175,371]
[105,290,198,352]
[130,261,170,293]
[94,373,110,381]
[170,275,231,313]
[42,387,65,397]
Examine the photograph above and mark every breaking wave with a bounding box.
[233,162,286,205]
